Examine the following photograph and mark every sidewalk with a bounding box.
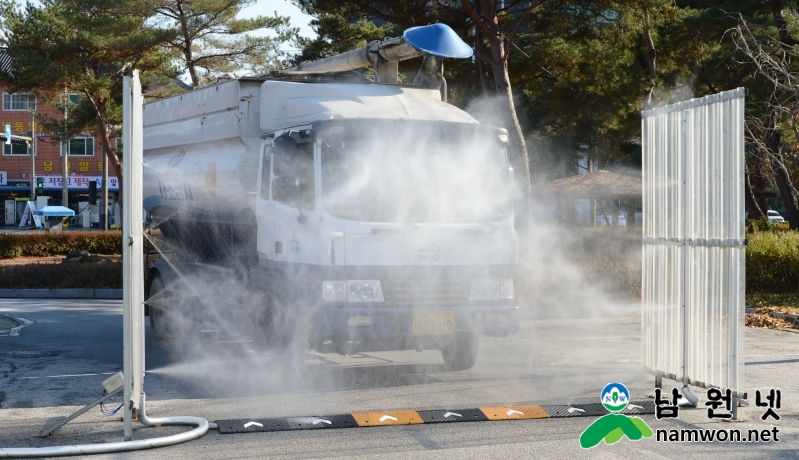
[0,288,122,299]
[0,225,116,233]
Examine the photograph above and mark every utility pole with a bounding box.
[102,149,108,230]
[100,111,109,230]
[62,89,69,207]
[29,110,35,201]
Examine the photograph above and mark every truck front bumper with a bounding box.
[307,304,519,353]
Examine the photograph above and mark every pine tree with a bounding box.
[154,0,295,86]
[0,0,177,203]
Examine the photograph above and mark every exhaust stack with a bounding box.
[286,23,472,87]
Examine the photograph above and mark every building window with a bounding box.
[2,141,30,155]
[61,137,95,156]
[2,93,36,111]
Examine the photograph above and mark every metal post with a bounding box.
[102,149,108,230]
[681,109,691,387]
[122,70,144,441]
[62,90,68,208]
[29,111,35,201]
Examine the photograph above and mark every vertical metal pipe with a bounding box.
[681,109,690,386]
[62,90,68,208]
[122,70,144,441]
[29,111,35,201]
[102,148,108,231]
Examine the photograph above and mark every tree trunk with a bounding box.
[765,118,799,227]
[95,111,123,215]
[744,166,764,220]
[175,0,199,87]
[642,10,657,109]
[475,29,493,96]
[487,36,532,228]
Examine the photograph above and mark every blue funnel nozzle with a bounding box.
[402,23,473,59]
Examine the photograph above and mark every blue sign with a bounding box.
[4,124,10,145]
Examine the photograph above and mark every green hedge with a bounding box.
[0,260,122,288]
[747,231,799,293]
[0,232,121,259]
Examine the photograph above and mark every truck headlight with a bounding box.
[347,280,384,302]
[471,278,513,300]
[322,281,347,302]
[322,280,384,302]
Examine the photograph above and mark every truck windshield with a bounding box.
[321,135,511,223]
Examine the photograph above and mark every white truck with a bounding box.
[142,24,519,370]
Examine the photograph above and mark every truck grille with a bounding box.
[382,279,468,305]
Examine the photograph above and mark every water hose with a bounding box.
[0,393,208,458]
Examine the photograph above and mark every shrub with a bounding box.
[747,231,799,293]
[0,260,122,289]
[517,227,643,306]
[567,230,642,300]
[0,232,121,259]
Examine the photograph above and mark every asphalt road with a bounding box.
[1,299,798,459]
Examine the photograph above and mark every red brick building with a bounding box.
[0,88,119,226]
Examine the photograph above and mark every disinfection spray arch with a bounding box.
[0,24,693,457]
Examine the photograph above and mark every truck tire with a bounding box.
[249,291,296,351]
[441,331,479,371]
[148,276,178,341]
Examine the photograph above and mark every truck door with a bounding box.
[255,140,275,261]
[271,132,319,264]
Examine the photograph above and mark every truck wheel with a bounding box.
[148,276,178,341]
[250,292,295,351]
[441,331,479,371]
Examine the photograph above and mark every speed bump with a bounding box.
[478,405,549,421]
[417,409,489,423]
[351,411,424,427]
[216,414,358,434]
[215,400,655,434]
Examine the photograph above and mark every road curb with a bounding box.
[0,288,122,299]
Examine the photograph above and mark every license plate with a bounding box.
[412,310,456,335]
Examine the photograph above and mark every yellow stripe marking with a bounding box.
[478,405,550,420]
[352,411,424,427]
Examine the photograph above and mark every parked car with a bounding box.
[767,210,785,224]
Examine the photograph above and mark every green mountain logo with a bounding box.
[579,383,653,449]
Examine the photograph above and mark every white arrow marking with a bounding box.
[443,412,462,418]
[567,407,586,414]
[506,409,524,416]
[243,421,263,428]
[626,404,644,411]
[312,419,332,425]
[379,415,398,422]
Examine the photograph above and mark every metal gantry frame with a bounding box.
[641,88,746,417]
[122,67,146,440]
